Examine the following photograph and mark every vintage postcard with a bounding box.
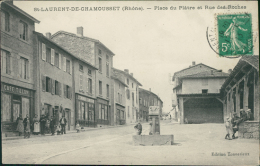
[1,0,259,165]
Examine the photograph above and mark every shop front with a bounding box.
[75,94,96,128]
[116,104,125,125]
[96,97,110,126]
[1,83,34,135]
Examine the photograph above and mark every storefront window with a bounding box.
[104,106,107,120]
[120,110,124,120]
[102,105,105,120]
[99,104,102,119]
[1,93,11,121]
[80,101,84,120]
[85,103,88,120]
[89,103,94,121]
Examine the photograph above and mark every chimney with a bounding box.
[228,69,232,74]
[192,61,196,66]
[124,69,129,74]
[77,27,83,36]
[130,73,133,76]
[211,70,214,75]
[149,88,151,91]
[46,32,51,39]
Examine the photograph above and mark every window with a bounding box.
[55,80,59,95]
[79,64,83,72]
[88,69,92,76]
[127,78,129,85]
[202,89,208,94]
[79,73,83,90]
[1,49,11,75]
[20,57,29,79]
[119,83,121,89]
[140,98,142,105]
[128,106,130,118]
[106,62,109,76]
[1,11,10,32]
[106,55,109,61]
[19,21,27,40]
[99,81,102,95]
[88,78,92,94]
[66,85,70,98]
[202,79,208,86]
[126,89,130,99]
[132,83,133,88]
[132,92,134,106]
[106,84,109,98]
[66,59,70,73]
[120,110,124,120]
[98,49,102,56]
[54,53,59,68]
[98,57,102,72]
[46,77,51,93]
[118,93,120,103]
[98,104,107,120]
[46,48,51,63]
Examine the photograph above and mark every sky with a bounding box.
[15,1,258,113]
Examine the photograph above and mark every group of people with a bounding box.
[16,114,67,139]
[225,109,252,140]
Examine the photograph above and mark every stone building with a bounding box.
[112,68,142,124]
[139,88,163,122]
[51,27,115,127]
[172,62,229,124]
[220,56,259,139]
[111,70,128,125]
[1,1,40,136]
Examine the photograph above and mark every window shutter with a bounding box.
[26,60,30,80]
[59,82,62,96]
[70,60,72,74]
[86,78,89,93]
[42,43,46,61]
[70,87,72,99]
[42,75,46,92]
[58,53,61,69]
[51,49,55,65]
[64,84,67,98]
[18,57,22,78]
[63,56,66,72]
[9,55,13,75]
[2,51,6,74]
[51,79,55,95]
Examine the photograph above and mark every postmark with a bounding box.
[216,13,253,57]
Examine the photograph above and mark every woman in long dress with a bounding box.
[33,114,40,135]
[16,114,24,136]
[23,114,30,138]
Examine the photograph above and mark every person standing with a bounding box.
[59,115,67,134]
[134,122,142,135]
[50,116,55,136]
[40,114,46,135]
[225,117,232,140]
[23,114,30,139]
[231,112,240,139]
[33,114,40,135]
[16,114,24,136]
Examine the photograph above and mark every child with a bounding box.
[56,123,61,135]
[225,117,232,140]
[76,122,80,133]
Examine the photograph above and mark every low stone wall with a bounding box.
[132,135,174,146]
[238,121,259,139]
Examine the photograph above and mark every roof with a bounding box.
[51,31,115,56]
[3,1,40,23]
[139,88,163,103]
[111,75,128,87]
[34,31,98,70]
[179,70,229,79]
[177,93,220,97]
[221,55,259,90]
[172,84,182,90]
[173,63,217,76]
[112,68,142,86]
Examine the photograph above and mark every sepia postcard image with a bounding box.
[1,0,259,165]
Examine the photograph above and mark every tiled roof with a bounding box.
[112,68,142,86]
[174,63,217,76]
[180,70,229,79]
[240,55,259,71]
[139,88,163,103]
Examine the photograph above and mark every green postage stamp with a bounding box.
[217,13,253,57]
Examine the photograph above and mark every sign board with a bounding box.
[149,106,160,116]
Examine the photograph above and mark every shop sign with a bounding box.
[77,95,95,103]
[2,84,30,96]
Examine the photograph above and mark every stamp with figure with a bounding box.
[217,13,253,57]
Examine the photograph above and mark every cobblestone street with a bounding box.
[2,120,259,165]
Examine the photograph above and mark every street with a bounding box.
[2,120,259,165]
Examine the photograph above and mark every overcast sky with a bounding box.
[15,1,258,113]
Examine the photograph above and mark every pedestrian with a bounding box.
[59,115,67,134]
[33,114,40,135]
[23,114,30,139]
[56,123,61,135]
[76,122,80,133]
[45,115,50,134]
[240,109,247,122]
[231,112,240,139]
[149,122,153,135]
[134,121,142,135]
[40,114,46,135]
[16,114,24,136]
[50,116,55,135]
[225,117,232,140]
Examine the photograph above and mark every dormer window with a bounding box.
[1,10,10,32]
[19,21,28,41]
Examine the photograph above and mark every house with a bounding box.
[113,68,142,124]
[220,56,259,139]
[139,88,163,122]
[172,62,229,124]
[51,27,114,127]
[111,70,128,125]
[1,1,40,136]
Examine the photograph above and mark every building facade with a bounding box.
[113,68,142,124]
[51,27,115,127]
[1,1,40,135]
[111,70,128,125]
[172,62,229,124]
[221,56,259,139]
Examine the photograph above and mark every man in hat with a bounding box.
[59,115,67,134]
